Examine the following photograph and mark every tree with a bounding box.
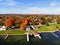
[4,16,14,29]
[20,18,29,30]
[40,17,46,25]
[14,17,22,28]
[56,17,60,24]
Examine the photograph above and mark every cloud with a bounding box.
[22,7,60,14]
[0,6,60,14]
[22,7,48,14]
[50,1,57,6]
[50,0,60,7]
[0,9,22,14]
[0,0,24,6]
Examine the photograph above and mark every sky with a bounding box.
[0,0,60,14]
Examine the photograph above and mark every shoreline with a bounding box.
[0,31,56,35]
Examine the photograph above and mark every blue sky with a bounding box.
[0,0,60,14]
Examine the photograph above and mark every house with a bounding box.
[0,26,6,31]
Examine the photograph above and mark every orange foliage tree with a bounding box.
[4,16,14,27]
[20,18,29,30]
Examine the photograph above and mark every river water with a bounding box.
[0,32,60,45]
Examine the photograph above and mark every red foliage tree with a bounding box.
[38,20,43,24]
[15,17,21,24]
[8,16,14,22]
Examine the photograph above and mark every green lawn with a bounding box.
[0,23,60,35]
[38,23,60,32]
[0,30,26,35]
[39,24,60,31]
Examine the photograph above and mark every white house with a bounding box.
[0,26,6,31]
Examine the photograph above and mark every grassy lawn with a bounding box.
[0,30,26,35]
[0,23,60,35]
[39,23,60,31]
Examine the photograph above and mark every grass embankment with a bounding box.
[0,30,26,35]
[0,23,60,35]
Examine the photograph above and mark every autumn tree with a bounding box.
[4,16,14,29]
[14,17,22,28]
[20,17,29,30]
[56,17,60,24]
